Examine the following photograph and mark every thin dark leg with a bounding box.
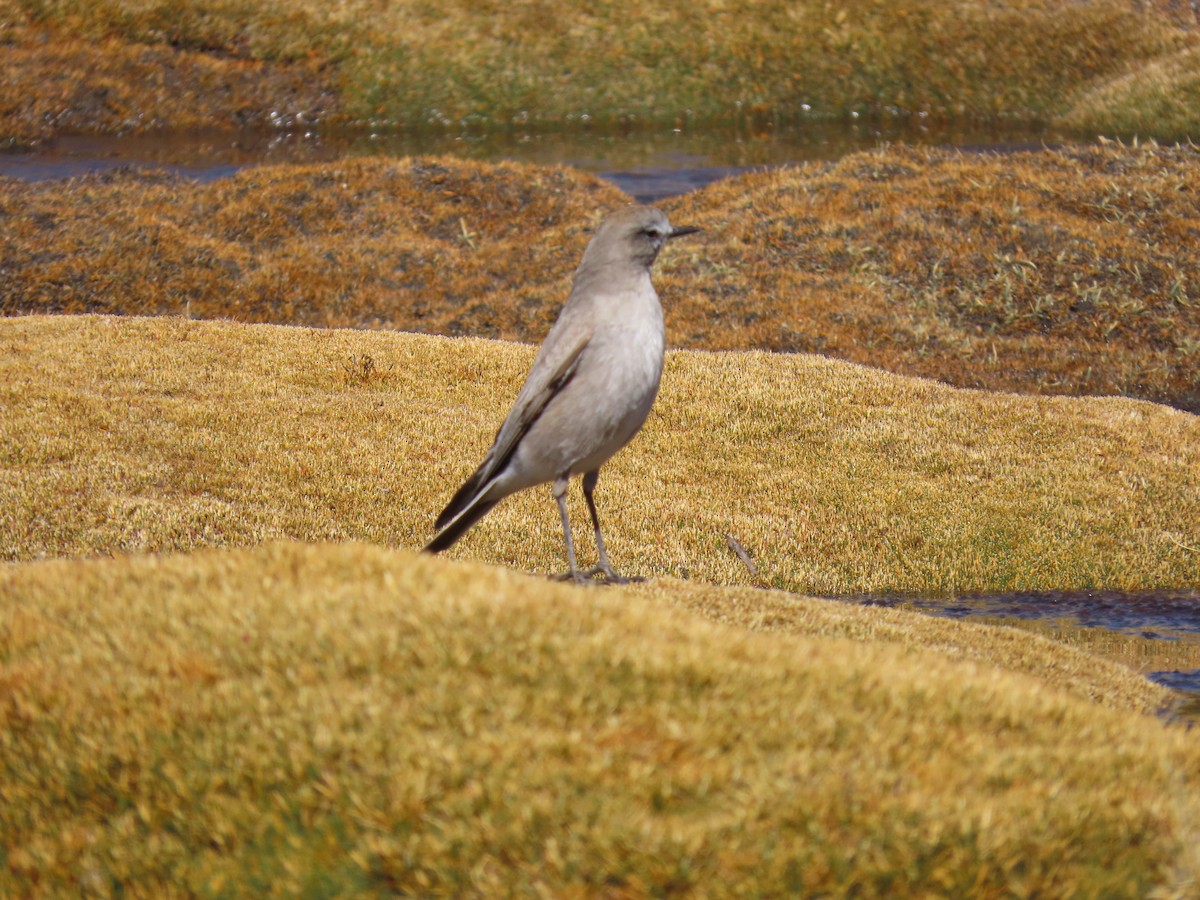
[581,469,629,584]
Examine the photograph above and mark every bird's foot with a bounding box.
[550,569,590,585]
[551,565,642,586]
[584,563,642,585]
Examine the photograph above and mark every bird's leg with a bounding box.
[550,475,587,584]
[580,470,634,584]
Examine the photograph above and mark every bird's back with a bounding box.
[494,267,664,491]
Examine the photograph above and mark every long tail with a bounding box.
[425,465,502,553]
[425,495,501,553]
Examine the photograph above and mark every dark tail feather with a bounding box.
[425,493,501,553]
[434,462,490,532]
[426,458,502,553]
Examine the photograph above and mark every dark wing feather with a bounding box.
[425,338,588,550]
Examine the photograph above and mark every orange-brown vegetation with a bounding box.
[666,142,1200,411]
[4,144,1198,409]
[0,5,335,146]
[0,156,626,333]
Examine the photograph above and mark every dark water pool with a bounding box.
[857,589,1200,640]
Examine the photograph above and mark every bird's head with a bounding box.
[581,205,700,271]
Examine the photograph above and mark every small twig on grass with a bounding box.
[1167,534,1199,554]
[459,218,477,249]
[724,533,758,577]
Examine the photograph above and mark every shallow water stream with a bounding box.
[1,117,1073,199]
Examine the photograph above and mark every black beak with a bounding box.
[668,225,701,239]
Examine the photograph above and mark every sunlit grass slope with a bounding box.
[2,541,1198,895]
[3,315,1197,598]
[1,0,1196,142]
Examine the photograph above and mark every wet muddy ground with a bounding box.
[848,589,1200,724]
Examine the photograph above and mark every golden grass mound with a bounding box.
[5,144,1199,409]
[2,540,1198,895]
[3,314,1197,598]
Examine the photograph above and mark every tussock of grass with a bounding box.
[0,156,625,332]
[2,540,1198,894]
[3,315,1197,599]
[0,1,335,145]
[5,145,1199,409]
[1,0,1195,140]
[667,141,1200,411]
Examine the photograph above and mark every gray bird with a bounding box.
[425,205,700,583]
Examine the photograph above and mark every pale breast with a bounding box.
[514,300,665,483]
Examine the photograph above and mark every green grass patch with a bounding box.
[1063,45,1200,140]
[1,0,1196,138]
